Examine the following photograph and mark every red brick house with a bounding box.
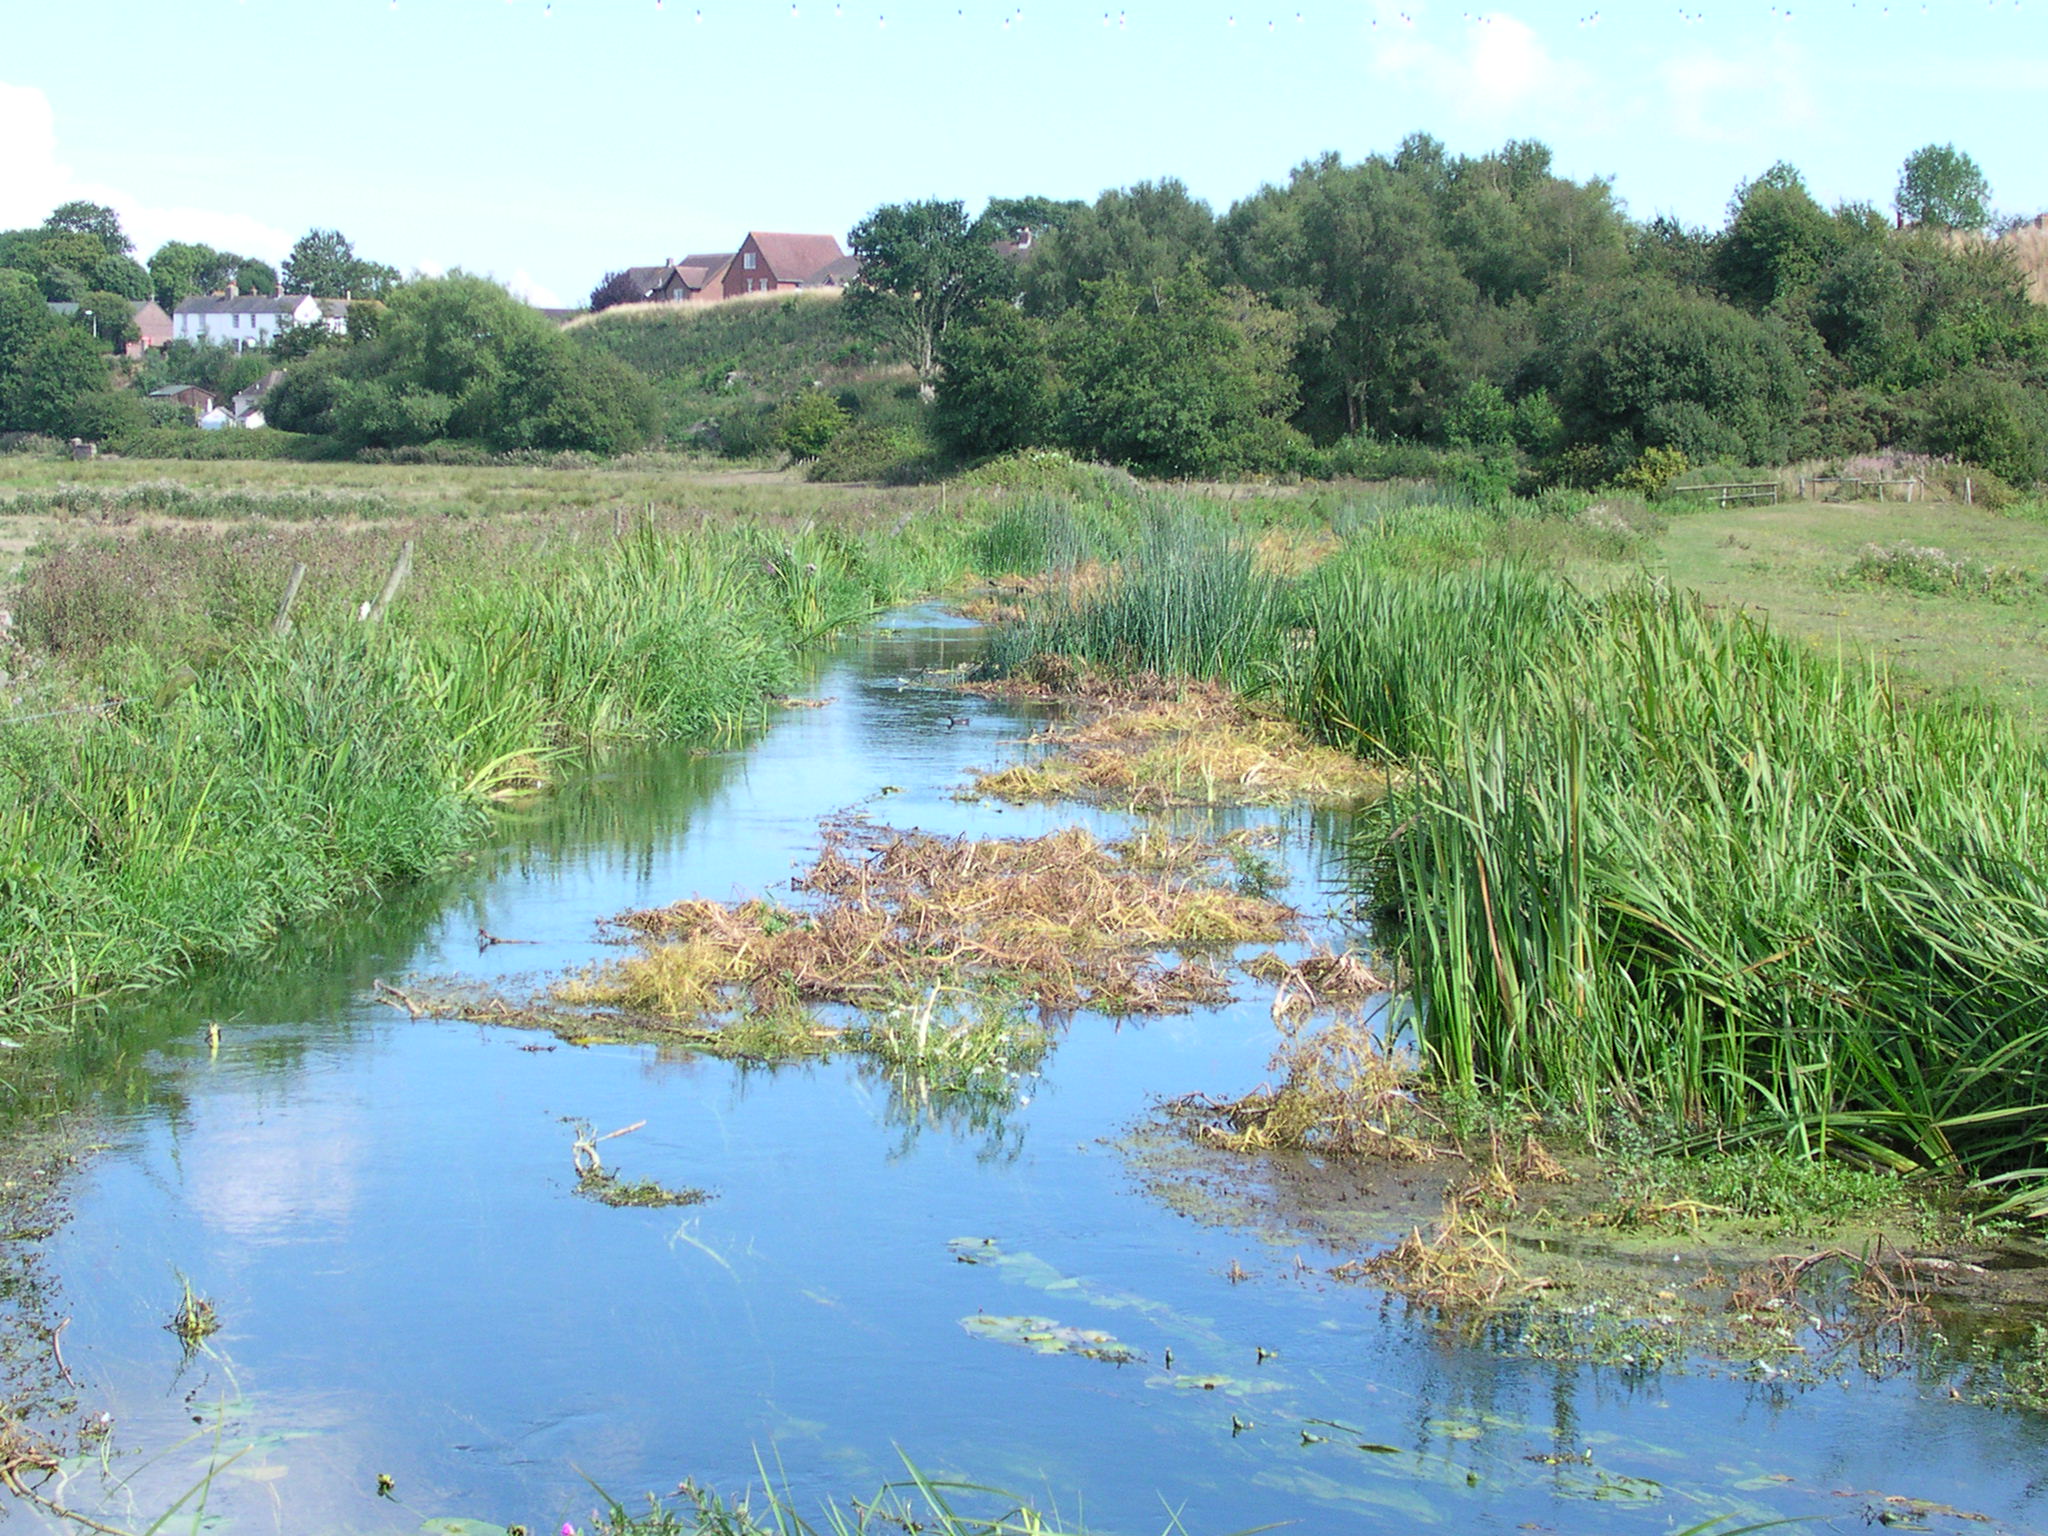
[721,232,855,299]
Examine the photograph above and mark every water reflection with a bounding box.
[4,607,2046,1536]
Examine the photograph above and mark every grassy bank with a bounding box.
[989,492,2048,1214]
[0,498,974,1027]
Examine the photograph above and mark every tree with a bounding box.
[148,241,238,311]
[933,302,1060,459]
[1051,267,1299,476]
[1896,144,1991,232]
[1019,180,1218,316]
[1713,162,1841,311]
[0,269,120,437]
[283,272,655,454]
[589,269,646,313]
[91,253,151,301]
[282,228,399,298]
[43,200,131,256]
[236,258,279,296]
[846,199,1008,395]
[774,389,851,458]
[1538,279,1805,464]
[72,291,139,354]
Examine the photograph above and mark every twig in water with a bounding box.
[477,929,537,950]
[372,980,423,1019]
[49,1318,71,1386]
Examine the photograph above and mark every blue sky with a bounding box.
[4,0,2043,306]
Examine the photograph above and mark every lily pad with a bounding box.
[959,1313,1145,1364]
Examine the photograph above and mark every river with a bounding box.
[8,607,2044,1535]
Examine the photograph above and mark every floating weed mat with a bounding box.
[965,681,1387,811]
[1241,946,1392,1013]
[1169,1015,1449,1160]
[1337,1199,1553,1309]
[594,819,1295,1018]
[576,1170,711,1209]
[958,1313,1146,1365]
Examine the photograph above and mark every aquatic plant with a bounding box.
[0,504,981,1026]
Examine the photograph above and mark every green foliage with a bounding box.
[43,200,131,255]
[90,253,150,301]
[1019,178,1219,317]
[933,302,1059,459]
[1921,372,2048,485]
[1443,380,1514,449]
[273,274,657,455]
[1614,445,1689,498]
[846,199,1009,384]
[773,388,851,458]
[72,290,139,354]
[804,422,938,484]
[1896,143,1992,232]
[281,227,400,299]
[1539,280,1805,464]
[145,239,261,311]
[1712,162,1843,311]
[0,269,121,437]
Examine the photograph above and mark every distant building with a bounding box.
[148,384,220,417]
[232,369,286,426]
[172,287,345,351]
[722,232,855,299]
[45,298,174,359]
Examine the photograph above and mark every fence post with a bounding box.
[365,540,414,623]
[271,561,307,637]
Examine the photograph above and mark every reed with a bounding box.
[0,507,976,1026]
[986,503,2048,1209]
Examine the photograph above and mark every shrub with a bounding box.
[1614,445,1690,498]
[775,389,852,459]
[806,423,940,484]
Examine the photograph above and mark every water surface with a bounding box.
[13,608,2047,1535]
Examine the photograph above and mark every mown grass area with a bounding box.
[1645,496,2048,720]
[0,489,979,1028]
[984,491,2048,1216]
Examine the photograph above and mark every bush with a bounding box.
[104,427,340,462]
[806,423,940,484]
[775,389,852,459]
[1614,445,1690,498]
[1921,373,2048,487]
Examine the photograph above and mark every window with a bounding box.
[742,252,756,270]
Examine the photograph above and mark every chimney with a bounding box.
[275,281,284,298]
[226,280,239,299]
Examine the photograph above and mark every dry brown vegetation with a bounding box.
[966,683,1387,810]
[582,819,1296,1022]
[1170,1014,1445,1160]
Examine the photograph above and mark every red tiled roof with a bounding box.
[744,232,847,284]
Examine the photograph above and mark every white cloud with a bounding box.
[0,81,292,258]
[503,268,564,309]
[1365,8,1600,134]
[1659,45,1820,150]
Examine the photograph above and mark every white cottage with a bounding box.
[172,287,343,351]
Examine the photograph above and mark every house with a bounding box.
[617,254,734,305]
[172,286,345,351]
[44,299,174,359]
[232,369,286,426]
[720,232,855,299]
[148,384,219,418]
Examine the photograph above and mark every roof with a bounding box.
[149,384,215,398]
[46,302,79,317]
[675,253,734,289]
[317,299,351,319]
[806,253,861,285]
[620,266,668,296]
[173,294,315,316]
[743,232,847,283]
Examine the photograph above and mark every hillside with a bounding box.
[570,292,910,455]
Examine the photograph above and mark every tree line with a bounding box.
[845,139,2047,486]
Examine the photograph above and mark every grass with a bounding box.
[0,488,983,1027]
[981,490,2048,1214]
[1650,493,2048,720]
